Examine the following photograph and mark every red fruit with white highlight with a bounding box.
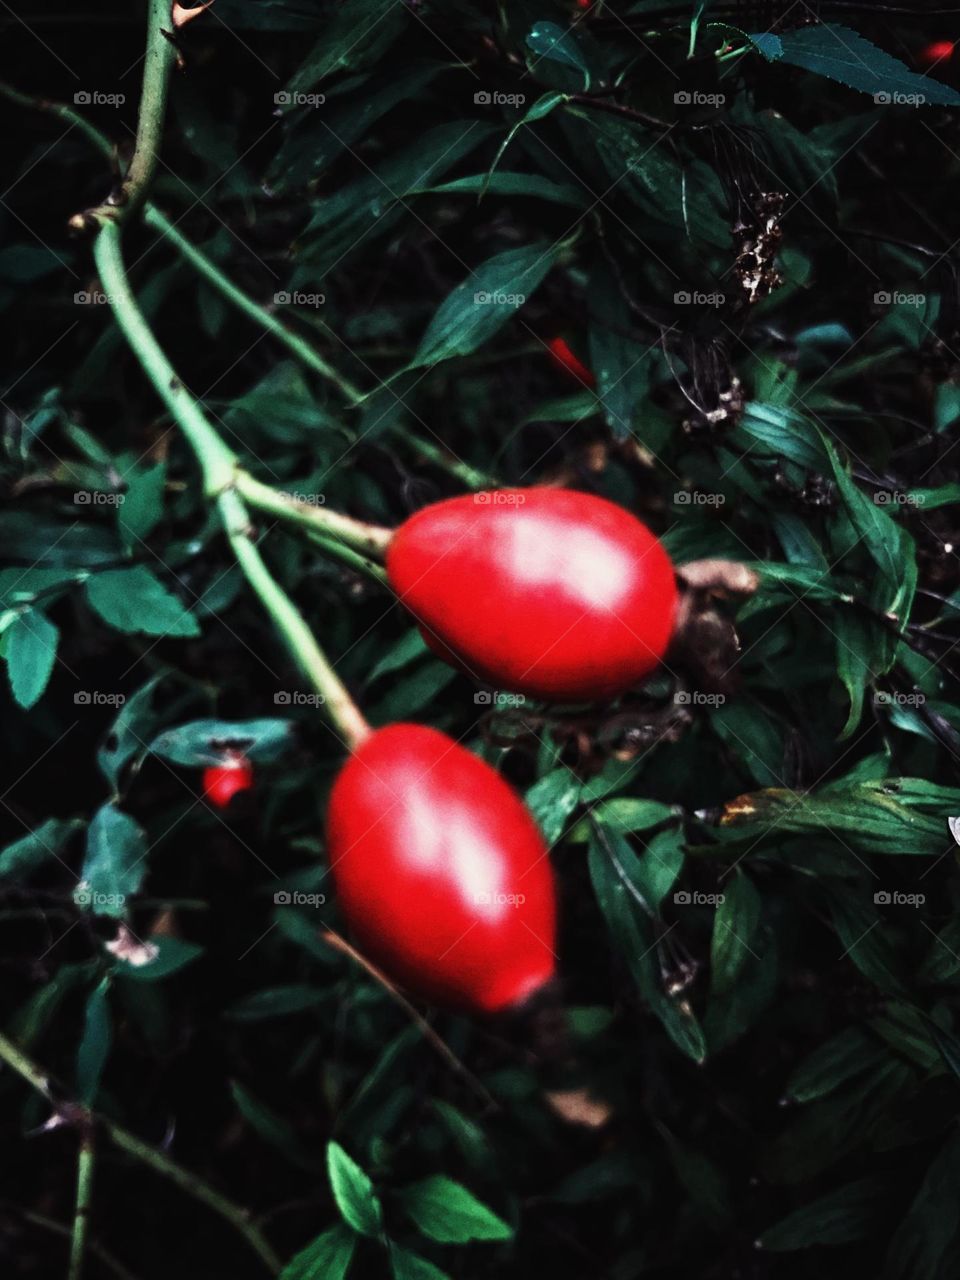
[387,488,678,703]
[326,724,556,1013]
[202,756,254,808]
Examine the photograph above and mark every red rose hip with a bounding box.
[203,755,254,808]
[386,488,678,702]
[326,724,556,1013]
[547,336,595,387]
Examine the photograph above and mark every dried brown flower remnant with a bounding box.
[734,190,786,304]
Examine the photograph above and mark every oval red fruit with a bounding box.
[918,40,954,67]
[547,336,595,388]
[326,724,556,1012]
[202,756,254,808]
[387,488,678,702]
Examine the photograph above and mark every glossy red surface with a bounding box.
[918,40,954,66]
[547,335,595,387]
[326,724,556,1013]
[202,758,254,808]
[387,488,678,702]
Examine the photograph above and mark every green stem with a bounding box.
[218,489,372,750]
[302,528,390,586]
[71,0,175,227]
[104,1120,281,1274]
[68,1136,95,1280]
[388,423,494,490]
[0,80,115,161]
[12,1207,142,1280]
[144,204,365,404]
[0,77,493,495]
[0,1031,281,1276]
[93,223,237,496]
[236,471,393,560]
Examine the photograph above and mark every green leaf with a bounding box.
[280,1225,356,1280]
[79,805,147,916]
[366,629,429,683]
[588,258,652,440]
[76,977,112,1105]
[287,0,406,96]
[589,824,706,1063]
[97,674,165,793]
[401,1175,512,1243]
[760,1175,892,1250]
[785,1028,886,1103]
[6,609,58,708]
[327,1141,382,1237]
[526,769,581,846]
[115,936,203,982]
[0,818,80,882]
[716,777,956,857]
[750,23,960,106]
[118,462,166,552]
[230,1080,322,1171]
[85,566,200,638]
[710,871,761,994]
[425,171,584,208]
[885,1128,960,1278]
[481,92,567,198]
[225,985,325,1021]
[390,1244,451,1280]
[526,22,591,89]
[409,243,559,369]
[149,718,296,767]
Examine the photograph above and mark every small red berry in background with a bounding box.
[576,0,592,9]
[202,754,254,808]
[917,40,955,67]
[547,336,596,388]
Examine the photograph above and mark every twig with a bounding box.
[218,489,372,750]
[235,472,393,560]
[320,929,500,1113]
[69,0,176,229]
[0,1031,282,1275]
[68,1134,95,1280]
[7,1205,142,1280]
